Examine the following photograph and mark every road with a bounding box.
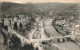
[40,19,47,39]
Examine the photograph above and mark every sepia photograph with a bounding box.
[0,0,80,50]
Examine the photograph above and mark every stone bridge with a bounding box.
[1,25,71,45]
[0,26,72,50]
[0,17,73,50]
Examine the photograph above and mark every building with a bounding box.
[75,25,80,28]
[3,18,13,26]
[18,15,25,19]
[55,20,65,25]
[13,17,17,22]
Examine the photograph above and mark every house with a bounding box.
[4,18,9,26]
[55,20,65,25]
[3,18,13,27]
[18,15,25,19]
[13,17,17,22]
[75,24,80,28]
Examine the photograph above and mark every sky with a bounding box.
[0,0,80,3]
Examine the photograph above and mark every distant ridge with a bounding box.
[0,2,79,16]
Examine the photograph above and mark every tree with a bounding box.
[14,22,17,30]
[19,23,22,29]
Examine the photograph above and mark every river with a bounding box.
[44,18,80,50]
[44,19,62,38]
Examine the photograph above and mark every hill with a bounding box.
[0,2,79,16]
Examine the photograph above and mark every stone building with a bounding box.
[18,15,25,19]
[55,20,65,25]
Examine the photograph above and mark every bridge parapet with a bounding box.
[41,36,71,44]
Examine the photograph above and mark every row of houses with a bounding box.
[55,18,80,36]
[0,15,30,32]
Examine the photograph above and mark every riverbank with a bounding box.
[44,18,80,50]
[44,19,62,38]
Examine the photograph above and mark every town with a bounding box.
[0,2,80,50]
